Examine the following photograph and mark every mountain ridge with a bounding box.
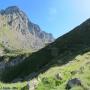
[0,6,54,53]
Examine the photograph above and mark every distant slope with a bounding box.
[1,18,90,83]
[0,6,54,52]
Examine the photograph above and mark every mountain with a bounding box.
[0,6,54,53]
[9,18,90,78]
[0,7,90,89]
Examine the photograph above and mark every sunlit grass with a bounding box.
[0,81,27,90]
[36,51,90,90]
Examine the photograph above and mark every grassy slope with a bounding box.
[1,19,90,82]
[0,50,90,90]
[0,82,27,90]
[0,19,90,89]
[36,51,90,90]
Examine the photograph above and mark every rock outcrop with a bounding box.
[66,78,82,90]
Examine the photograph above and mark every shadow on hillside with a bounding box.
[23,45,90,81]
[1,17,90,83]
[1,42,90,83]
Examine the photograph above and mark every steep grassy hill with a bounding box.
[0,18,90,90]
[0,50,90,90]
[36,51,90,90]
[1,18,90,81]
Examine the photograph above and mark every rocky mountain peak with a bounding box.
[0,6,20,15]
[0,6,54,51]
[5,6,20,12]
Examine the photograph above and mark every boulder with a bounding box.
[55,73,63,80]
[66,78,82,90]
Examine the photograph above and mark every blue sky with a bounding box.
[0,0,90,38]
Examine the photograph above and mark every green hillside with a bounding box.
[36,51,90,90]
[0,19,90,90]
[0,50,90,90]
[1,18,90,81]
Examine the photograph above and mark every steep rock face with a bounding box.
[0,6,54,51]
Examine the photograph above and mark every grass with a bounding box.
[36,51,90,90]
[0,14,90,82]
[0,82,28,90]
[0,18,90,90]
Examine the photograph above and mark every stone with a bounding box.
[66,78,82,90]
[55,73,63,80]
[0,6,54,51]
[27,81,30,90]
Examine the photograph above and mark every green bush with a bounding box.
[36,77,63,90]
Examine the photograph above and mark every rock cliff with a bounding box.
[0,6,54,52]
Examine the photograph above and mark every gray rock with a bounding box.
[0,6,54,51]
[27,81,30,90]
[66,78,82,90]
[55,73,63,80]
